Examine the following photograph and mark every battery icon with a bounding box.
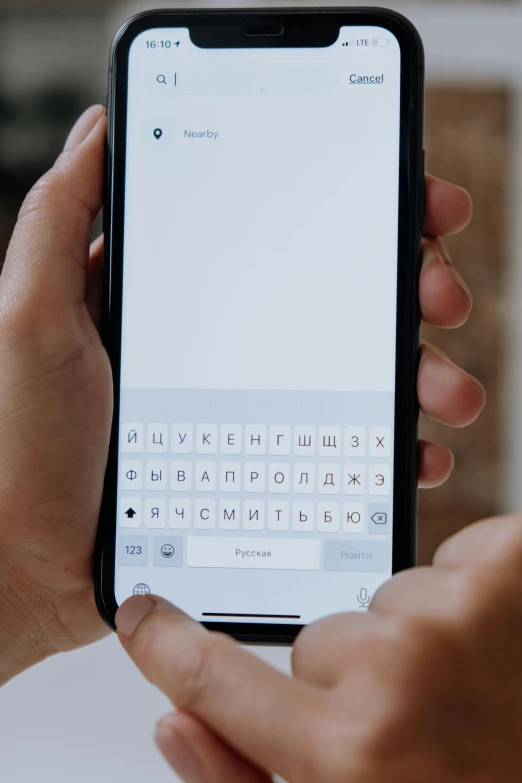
[371,38,389,47]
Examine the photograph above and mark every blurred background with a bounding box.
[0,0,519,780]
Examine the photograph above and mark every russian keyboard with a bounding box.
[118,422,392,535]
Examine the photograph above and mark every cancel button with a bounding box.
[350,74,384,84]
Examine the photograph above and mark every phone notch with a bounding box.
[242,23,285,38]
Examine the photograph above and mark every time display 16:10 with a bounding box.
[146,40,173,49]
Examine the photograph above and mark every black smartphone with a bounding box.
[95,8,424,645]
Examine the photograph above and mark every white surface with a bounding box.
[0,634,291,783]
[0,636,174,782]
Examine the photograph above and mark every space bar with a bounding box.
[186,537,321,570]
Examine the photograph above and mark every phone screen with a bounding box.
[115,25,402,625]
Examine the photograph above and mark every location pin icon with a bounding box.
[154,128,163,140]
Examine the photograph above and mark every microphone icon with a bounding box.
[357,588,371,609]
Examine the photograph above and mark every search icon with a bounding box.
[157,74,167,85]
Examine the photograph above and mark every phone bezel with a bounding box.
[95,7,425,646]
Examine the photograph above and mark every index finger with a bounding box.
[116,596,324,782]
[424,175,473,238]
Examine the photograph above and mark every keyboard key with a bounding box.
[195,461,217,492]
[197,424,217,455]
[169,498,191,529]
[343,464,365,495]
[186,536,320,570]
[219,500,240,530]
[145,461,167,491]
[219,462,241,492]
[147,423,168,453]
[268,501,289,531]
[318,464,341,494]
[118,536,148,566]
[293,464,315,494]
[270,425,291,456]
[121,423,144,454]
[194,499,216,529]
[370,427,391,458]
[245,425,267,455]
[369,465,391,495]
[292,501,314,532]
[243,500,265,531]
[324,541,390,572]
[294,425,316,456]
[317,502,340,532]
[342,503,365,533]
[170,461,192,491]
[244,462,266,493]
[171,424,193,454]
[269,463,290,493]
[119,498,142,528]
[153,536,183,567]
[369,504,391,534]
[145,497,166,528]
[344,427,366,457]
[221,424,242,455]
[319,427,341,457]
[120,460,143,491]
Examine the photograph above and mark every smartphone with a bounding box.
[95,8,424,645]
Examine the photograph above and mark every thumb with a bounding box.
[116,596,322,783]
[1,105,106,312]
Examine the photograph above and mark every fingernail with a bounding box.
[116,595,157,637]
[446,264,473,305]
[156,716,204,783]
[423,242,473,305]
[64,105,105,150]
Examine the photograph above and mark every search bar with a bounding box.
[147,64,338,96]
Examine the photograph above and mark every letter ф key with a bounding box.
[120,460,143,490]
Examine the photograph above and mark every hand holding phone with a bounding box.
[0,93,479,685]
